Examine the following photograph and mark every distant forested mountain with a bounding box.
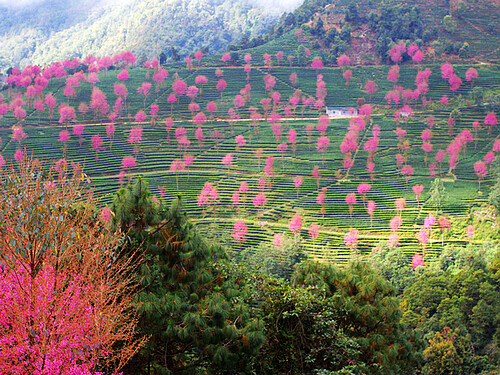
[0,0,283,71]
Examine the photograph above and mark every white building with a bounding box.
[325,107,359,118]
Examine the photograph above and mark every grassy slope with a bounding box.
[0,56,498,263]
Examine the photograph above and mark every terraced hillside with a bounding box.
[0,54,498,264]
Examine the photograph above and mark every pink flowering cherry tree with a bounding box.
[344,228,359,252]
[289,213,302,237]
[231,220,248,248]
[412,253,425,270]
[345,192,356,218]
[308,223,319,249]
[367,200,376,227]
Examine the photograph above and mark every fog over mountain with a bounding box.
[0,0,303,71]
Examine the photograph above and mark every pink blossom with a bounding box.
[387,64,400,82]
[183,154,194,167]
[412,184,424,200]
[367,200,376,216]
[258,177,267,192]
[484,112,498,129]
[128,127,143,145]
[235,135,246,148]
[134,110,147,123]
[169,159,185,172]
[316,136,330,154]
[388,42,406,63]
[55,158,67,173]
[474,160,487,178]
[343,70,352,86]
[14,149,23,163]
[435,150,446,163]
[100,206,112,222]
[172,79,187,96]
[277,142,288,153]
[422,142,433,153]
[231,191,240,206]
[401,165,414,178]
[264,156,274,177]
[43,180,57,191]
[216,79,227,92]
[390,216,402,232]
[293,177,303,189]
[253,193,267,208]
[424,213,436,228]
[492,139,500,153]
[337,54,350,67]
[11,127,27,143]
[441,62,454,80]
[421,129,432,142]
[345,192,356,205]
[272,233,284,248]
[363,137,379,154]
[394,127,406,139]
[222,153,233,166]
[117,69,129,81]
[122,156,136,169]
[412,253,425,270]
[150,104,159,118]
[317,190,326,205]
[357,183,372,195]
[484,151,495,165]
[465,68,478,83]
[344,228,359,248]
[231,220,248,242]
[311,58,324,70]
[289,213,302,235]
[388,234,399,247]
[418,227,429,245]
[394,198,406,212]
[238,181,249,193]
[309,224,319,241]
[466,225,474,239]
[90,134,104,152]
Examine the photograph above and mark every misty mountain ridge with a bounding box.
[0,0,299,71]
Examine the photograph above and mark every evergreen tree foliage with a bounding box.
[368,242,416,295]
[293,260,424,374]
[401,245,500,373]
[112,178,265,374]
[253,276,364,375]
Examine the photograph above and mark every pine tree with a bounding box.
[113,178,265,374]
[294,261,424,374]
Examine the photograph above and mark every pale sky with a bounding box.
[0,0,45,7]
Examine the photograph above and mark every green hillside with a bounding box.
[1,56,499,265]
[243,0,500,64]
